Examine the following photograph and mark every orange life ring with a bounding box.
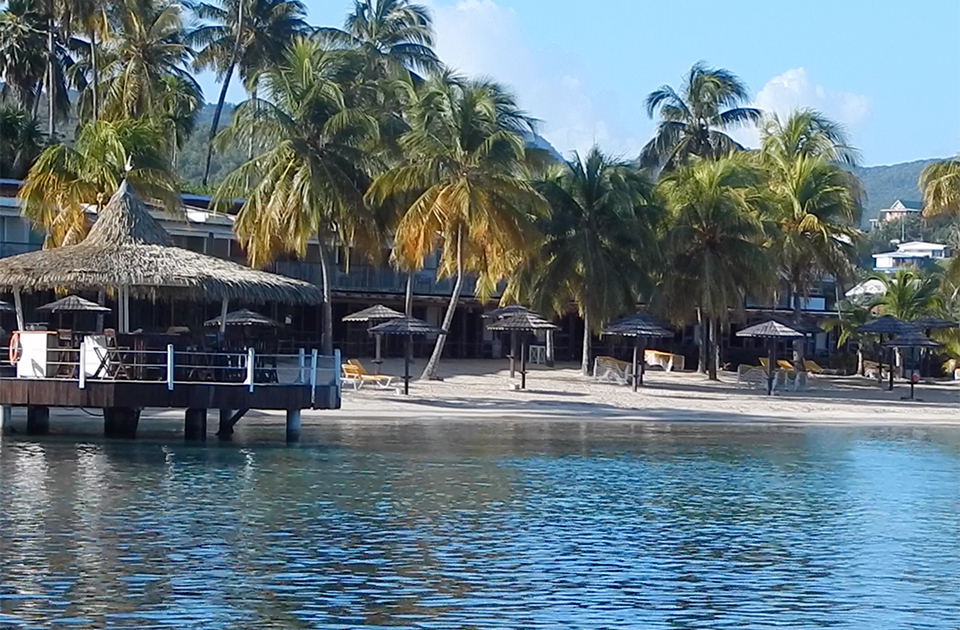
[8,331,21,364]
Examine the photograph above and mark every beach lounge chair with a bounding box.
[737,364,770,389]
[593,356,630,385]
[777,359,796,371]
[344,359,395,389]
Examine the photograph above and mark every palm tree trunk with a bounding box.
[791,282,806,371]
[248,85,257,160]
[421,228,463,380]
[46,4,55,139]
[316,233,334,356]
[707,317,717,381]
[404,272,413,316]
[202,1,243,186]
[697,306,707,374]
[89,27,99,119]
[202,62,236,187]
[580,307,591,376]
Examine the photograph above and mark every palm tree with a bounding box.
[871,268,940,321]
[321,0,440,77]
[641,61,762,171]
[18,117,179,247]
[367,73,547,380]
[157,72,203,168]
[505,147,661,375]
[919,156,960,218]
[99,0,199,121]
[191,0,309,185]
[0,102,45,178]
[59,0,109,121]
[760,108,860,166]
[658,155,774,379]
[213,37,380,356]
[0,0,48,113]
[823,300,874,375]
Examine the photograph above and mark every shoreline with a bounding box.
[3,359,958,434]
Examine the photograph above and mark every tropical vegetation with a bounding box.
[0,0,957,377]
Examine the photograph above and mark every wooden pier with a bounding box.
[0,347,341,442]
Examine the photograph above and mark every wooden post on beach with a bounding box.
[285,409,301,442]
[545,329,555,367]
[509,331,517,378]
[632,340,639,392]
[184,408,207,441]
[26,406,49,435]
[520,336,527,390]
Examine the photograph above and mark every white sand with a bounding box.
[3,358,958,433]
[336,358,960,426]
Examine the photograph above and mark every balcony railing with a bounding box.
[268,261,484,297]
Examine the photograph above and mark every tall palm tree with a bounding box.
[919,156,960,218]
[505,147,661,375]
[760,108,860,166]
[191,0,309,185]
[823,300,874,375]
[871,268,940,321]
[213,37,380,356]
[59,0,109,121]
[157,72,203,168]
[321,0,440,77]
[658,155,774,379]
[0,0,48,112]
[0,102,45,178]
[18,117,179,247]
[367,73,547,380]
[641,61,762,171]
[99,0,199,121]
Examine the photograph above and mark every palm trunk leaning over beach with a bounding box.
[317,235,334,356]
[421,228,463,380]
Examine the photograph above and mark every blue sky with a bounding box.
[196,0,960,166]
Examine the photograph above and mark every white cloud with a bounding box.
[731,68,870,148]
[427,0,642,159]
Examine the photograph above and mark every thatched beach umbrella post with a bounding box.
[601,314,674,391]
[0,182,322,336]
[486,312,559,390]
[368,315,444,395]
[882,332,940,400]
[484,305,541,376]
[736,320,804,395]
[858,316,919,391]
[343,304,404,372]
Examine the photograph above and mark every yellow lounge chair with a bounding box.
[341,361,394,390]
[804,360,823,373]
[777,359,795,371]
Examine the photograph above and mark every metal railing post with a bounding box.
[310,349,318,407]
[167,344,175,391]
[78,342,86,390]
[298,348,305,384]
[333,349,341,390]
[246,347,255,393]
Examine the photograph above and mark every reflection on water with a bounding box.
[1,421,959,628]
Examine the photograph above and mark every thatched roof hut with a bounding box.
[0,182,321,304]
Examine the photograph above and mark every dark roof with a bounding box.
[882,332,940,348]
[368,315,444,336]
[736,320,805,338]
[765,313,822,335]
[602,314,673,338]
[342,304,404,322]
[36,295,111,313]
[204,309,278,327]
[486,312,558,331]
[858,315,918,336]
[910,315,958,330]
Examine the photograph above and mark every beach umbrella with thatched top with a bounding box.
[204,309,278,327]
[0,181,321,334]
[484,304,540,374]
[343,304,404,371]
[736,320,804,395]
[882,332,941,400]
[37,295,111,314]
[858,316,920,391]
[487,312,559,390]
[368,315,444,395]
[601,314,674,391]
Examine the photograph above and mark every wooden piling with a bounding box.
[184,408,207,441]
[26,406,49,435]
[286,409,301,443]
[103,407,140,439]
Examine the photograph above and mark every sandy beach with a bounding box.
[2,358,958,434]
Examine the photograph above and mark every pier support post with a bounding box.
[285,409,301,443]
[103,408,140,439]
[26,406,49,435]
[1,405,12,435]
[218,408,234,438]
[184,408,207,441]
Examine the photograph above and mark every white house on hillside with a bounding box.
[873,240,952,271]
[870,200,923,227]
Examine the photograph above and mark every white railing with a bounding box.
[1,346,341,394]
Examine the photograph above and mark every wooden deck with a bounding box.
[0,378,340,410]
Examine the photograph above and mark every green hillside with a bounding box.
[848,158,941,226]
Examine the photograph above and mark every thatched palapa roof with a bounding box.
[342,304,404,322]
[0,182,321,304]
[204,309,278,327]
[735,320,804,339]
[37,295,111,313]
